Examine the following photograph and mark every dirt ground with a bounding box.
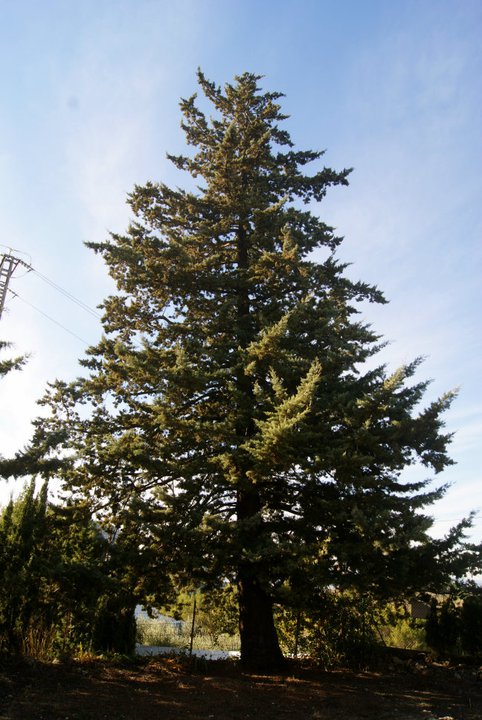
[1,652,481,720]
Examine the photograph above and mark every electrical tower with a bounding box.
[0,253,30,320]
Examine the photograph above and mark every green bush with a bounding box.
[380,615,427,650]
[425,592,482,657]
[275,591,382,668]
[0,483,139,657]
[460,594,482,655]
[135,615,240,652]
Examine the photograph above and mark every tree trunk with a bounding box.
[234,219,284,671]
[237,569,285,671]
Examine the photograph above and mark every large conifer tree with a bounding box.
[34,73,479,669]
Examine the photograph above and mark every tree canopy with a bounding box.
[7,72,481,670]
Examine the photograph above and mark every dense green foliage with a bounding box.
[2,73,481,668]
[0,480,140,656]
[169,584,239,646]
[426,591,482,657]
[275,590,383,667]
[0,342,139,656]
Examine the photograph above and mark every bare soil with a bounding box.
[1,651,481,720]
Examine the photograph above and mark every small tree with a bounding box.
[0,482,165,656]
[22,72,481,670]
[196,585,239,646]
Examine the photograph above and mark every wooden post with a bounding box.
[294,609,301,658]
[189,593,197,657]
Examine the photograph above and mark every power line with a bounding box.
[9,290,90,345]
[1,249,103,321]
[0,250,104,344]
[0,254,30,320]
[29,267,102,320]
[0,244,32,266]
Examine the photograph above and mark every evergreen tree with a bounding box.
[0,482,162,655]
[29,72,480,669]
[0,480,61,652]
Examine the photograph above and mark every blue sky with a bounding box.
[0,0,481,542]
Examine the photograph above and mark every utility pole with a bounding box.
[0,253,30,320]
